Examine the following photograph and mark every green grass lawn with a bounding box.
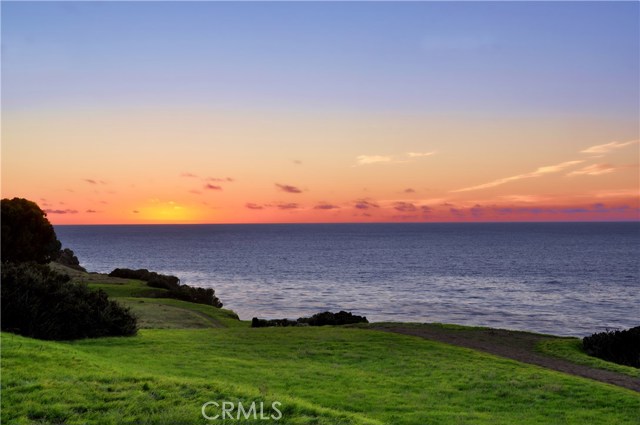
[2,269,639,424]
[4,326,640,424]
[537,338,640,378]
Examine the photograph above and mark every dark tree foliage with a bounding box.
[299,311,369,326]
[109,268,180,289]
[109,268,223,308]
[56,248,87,272]
[1,198,61,263]
[1,263,137,340]
[583,327,640,368]
[252,311,368,328]
[252,317,299,328]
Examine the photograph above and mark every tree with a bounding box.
[1,197,62,263]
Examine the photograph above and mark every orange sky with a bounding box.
[2,2,639,224]
[2,108,638,224]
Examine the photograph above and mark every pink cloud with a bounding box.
[276,183,303,194]
[45,209,78,214]
[277,203,300,210]
[354,199,379,209]
[393,202,418,212]
[314,203,339,210]
[84,178,107,185]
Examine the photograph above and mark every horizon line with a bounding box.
[52,219,640,226]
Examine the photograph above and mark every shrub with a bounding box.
[251,318,299,328]
[251,311,368,328]
[55,247,86,272]
[108,268,180,290]
[1,263,137,340]
[1,198,61,264]
[583,327,640,368]
[299,311,369,326]
[109,268,223,308]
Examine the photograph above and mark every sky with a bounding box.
[2,1,639,224]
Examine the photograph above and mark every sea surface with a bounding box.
[55,222,639,336]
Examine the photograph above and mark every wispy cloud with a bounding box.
[469,204,484,218]
[356,155,393,165]
[354,199,380,209]
[277,203,300,210]
[498,195,548,203]
[581,140,638,155]
[451,160,584,193]
[276,183,303,194]
[245,203,264,210]
[534,161,584,174]
[86,209,99,213]
[204,184,223,191]
[404,188,416,193]
[567,163,616,176]
[449,208,465,217]
[355,151,436,166]
[180,172,199,178]
[393,202,418,212]
[45,209,79,214]
[407,151,436,158]
[313,203,339,210]
[84,178,107,185]
[207,177,234,182]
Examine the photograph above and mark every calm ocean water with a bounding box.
[55,223,639,336]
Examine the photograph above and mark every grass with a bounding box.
[1,332,374,425]
[117,298,245,329]
[537,338,640,378]
[2,267,639,424]
[83,281,166,298]
[3,328,640,425]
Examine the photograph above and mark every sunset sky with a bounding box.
[2,1,639,224]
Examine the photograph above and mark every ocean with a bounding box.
[54,222,639,337]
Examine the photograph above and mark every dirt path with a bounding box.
[372,325,640,392]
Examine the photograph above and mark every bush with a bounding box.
[299,311,369,326]
[1,263,137,340]
[583,327,640,368]
[55,247,86,272]
[109,268,223,308]
[1,198,61,264]
[251,311,368,328]
[251,317,299,328]
[108,268,180,289]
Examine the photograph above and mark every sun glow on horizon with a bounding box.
[133,201,202,223]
